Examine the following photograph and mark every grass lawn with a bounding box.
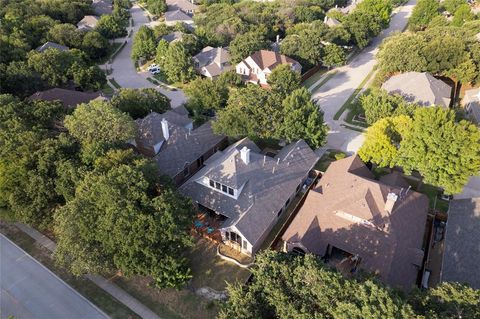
[109,78,122,89]
[101,82,114,95]
[302,67,328,89]
[371,166,391,180]
[112,238,251,319]
[314,153,334,172]
[0,222,139,319]
[403,177,450,213]
[96,42,123,65]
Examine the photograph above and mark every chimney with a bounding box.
[385,193,398,214]
[161,118,169,140]
[276,34,280,43]
[263,155,266,166]
[324,16,328,23]
[240,146,250,164]
[277,158,280,165]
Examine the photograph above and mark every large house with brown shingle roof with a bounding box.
[235,50,302,86]
[282,155,429,291]
[132,110,227,185]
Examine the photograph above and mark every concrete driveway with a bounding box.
[109,5,186,107]
[311,0,417,153]
[0,235,108,319]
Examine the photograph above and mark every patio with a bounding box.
[191,209,225,243]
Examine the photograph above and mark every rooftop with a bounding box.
[165,10,193,22]
[36,42,69,53]
[29,88,102,107]
[244,50,300,71]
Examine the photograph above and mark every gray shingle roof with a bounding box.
[77,15,100,30]
[161,31,184,43]
[92,0,113,15]
[442,198,480,289]
[36,42,69,53]
[463,88,480,124]
[194,47,231,77]
[166,0,198,12]
[382,72,452,108]
[180,139,319,248]
[165,10,192,22]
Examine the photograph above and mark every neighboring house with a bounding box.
[77,15,100,31]
[381,72,452,108]
[282,155,430,291]
[193,47,231,78]
[92,0,113,15]
[441,198,480,289]
[324,16,341,27]
[36,42,69,53]
[462,88,480,125]
[166,0,198,14]
[29,88,102,108]
[181,138,319,256]
[161,31,185,43]
[132,110,227,185]
[236,50,302,86]
[164,10,194,26]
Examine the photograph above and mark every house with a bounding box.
[166,0,198,14]
[381,72,452,108]
[132,110,227,185]
[462,88,480,125]
[180,138,319,256]
[161,31,185,43]
[324,16,341,27]
[77,15,100,31]
[282,156,430,291]
[235,50,302,86]
[29,88,103,108]
[164,10,194,26]
[36,42,69,53]
[441,198,480,289]
[193,47,231,78]
[92,0,113,16]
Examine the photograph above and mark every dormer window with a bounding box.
[208,178,236,197]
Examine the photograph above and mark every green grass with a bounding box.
[0,224,139,319]
[344,100,369,128]
[101,82,114,95]
[340,124,365,132]
[109,78,122,89]
[310,71,337,92]
[420,184,450,213]
[314,153,334,172]
[372,167,391,180]
[0,207,16,223]
[302,68,328,89]
[96,42,123,65]
[109,41,126,61]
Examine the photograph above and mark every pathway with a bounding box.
[311,0,417,153]
[109,4,186,107]
[14,223,161,319]
[1,234,108,319]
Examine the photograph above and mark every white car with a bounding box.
[147,64,158,71]
[150,67,160,75]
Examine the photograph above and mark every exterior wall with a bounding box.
[235,61,250,77]
[172,136,228,186]
[220,226,253,256]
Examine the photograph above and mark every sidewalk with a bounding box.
[14,223,161,319]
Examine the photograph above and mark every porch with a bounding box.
[191,206,226,243]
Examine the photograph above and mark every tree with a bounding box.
[155,39,169,63]
[344,10,382,48]
[69,63,107,91]
[322,44,346,68]
[131,26,156,61]
[267,64,302,98]
[229,30,268,63]
[54,149,194,288]
[96,14,127,39]
[281,23,327,69]
[0,60,44,97]
[451,4,474,27]
[359,115,412,167]
[377,33,427,73]
[184,78,228,115]
[110,88,170,119]
[81,31,109,59]
[409,0,440,31]
[280,88,327,149]
[64,100,135,146]
[360,88,416,125]
[47,23,83,48]
[356,0,392,28]
[441,0,465,13]
[146,0,167,14]
[160,42,195,83]
[397,108,480,194]
[27,48,74,86]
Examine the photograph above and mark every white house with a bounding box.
[235,50,302,86]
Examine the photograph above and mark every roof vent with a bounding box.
[161,118,169,140]
[385,193,398,214]
[240,146,250,164]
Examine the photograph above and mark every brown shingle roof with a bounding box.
[29,88,102,107]
[249,50,299,70]
[282,155,429,291]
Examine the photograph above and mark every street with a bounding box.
[109,5,187,107]
[0,234,108,319]
[311,0,417,153]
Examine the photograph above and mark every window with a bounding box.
[228,187,234,196]
[222,185,228,193]
[285,198,291,207]
[209,179,215,187]
[296,183,301,192]
[197,156,204,167]
[183,166,189,177]
[215,182,221,190]
[242,240,248,250]
[277,209,283,217]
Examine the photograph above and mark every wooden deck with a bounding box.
[191,212,224,243]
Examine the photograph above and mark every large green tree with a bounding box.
[267,64,302,98]
[184,77,229,115]
[110,88,170,119]
[159,42,195,83]
[360,88,417,125]
[131,25,156,61]
[408,0,440,31]
[229,30,268,63]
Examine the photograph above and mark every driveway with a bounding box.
[311,0,417,153]
[0,235,108,319]
[109,5,186,108]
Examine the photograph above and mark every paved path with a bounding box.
[311,0,417,153]
[110,5,186,107]
[14,223,161,319]
[0,234,108,319]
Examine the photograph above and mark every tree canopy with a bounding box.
[110,88,170,119]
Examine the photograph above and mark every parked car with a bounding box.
[147,64,158,71]
[150,67,160,75]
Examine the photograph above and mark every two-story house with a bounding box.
[193,47,231,78]
[235,50,302,86]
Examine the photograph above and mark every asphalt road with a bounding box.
[0,234,109,319]
[311,0,417,153]
[109,5,187,107]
